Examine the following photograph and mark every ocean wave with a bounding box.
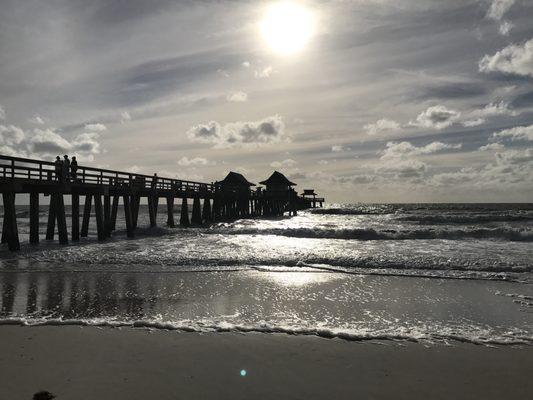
[0,317,531,346]
[215,226,533,241]
[311,207,394,215]
[399,214,533,224]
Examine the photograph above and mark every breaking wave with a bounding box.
[1,317,531,346]
[216,226,533,242]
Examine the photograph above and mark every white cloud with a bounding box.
[493,124,533,141]
[29,114,44,125]
[254,66,273,78]
[410,105,460,129]
[217,69,230,78]
[242,61,251,68]
[84,123,107,132]
[331,145,351,152]
[177,156,210,166]
[479,143,505,151]
[270,159,297,168]
[378,159,428,179]
[380,141,461,160]
[0,123,102,160]
[0,125,25,146]
[226,91,248,102]
[486,0,515,21]
[0,106,5,120]
[479,39,533,77]
[71,132,101,155]
[470,101,518,118]
[499,20,513,35]
[364,118,400,135]
[463,118,485,127]
[120,111,131,123]
[187,115,287,148]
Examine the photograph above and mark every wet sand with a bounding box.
[0,326,532,400]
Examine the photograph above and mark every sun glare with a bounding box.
[260,1,316,55]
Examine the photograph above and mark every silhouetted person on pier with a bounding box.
[54,156,62,181]
[70,156,78,181]
[62,155,70,182]
[151,173,158,189]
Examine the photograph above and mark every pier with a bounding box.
[0,154,324,251]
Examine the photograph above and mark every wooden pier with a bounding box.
[0,155,324,251]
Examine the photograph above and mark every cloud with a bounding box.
[493,124,533,141]
[242,61,250,68]
[270,159,297,168]
[479,143,505,151]
[470,101,518,118]
[187,115,287,147]
[120,111,131,123]
[226,91,248,102]
[0,125,25,146]
[254,66,273,78]
[29,128,72,155]
[0,122,103,160]
[364,118,400,136]
[84,123,107,132]
[71,132,101,155]
[486,0,514,21]
[29,114,44,125]
[177,156,210,166]
[463,118,485,127]
[410,105,460,129]
[380,141,462,160]
[0,106,5,120]
[331,145,351,152]
[499,20,513,36]
[186,121,222,143]
[479,39,533,77]
[217,69,230,78]
[486,0,515,35]
[378,159,428,179]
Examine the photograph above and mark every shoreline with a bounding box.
[1,326,532,399]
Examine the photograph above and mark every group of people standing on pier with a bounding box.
[54,155,78,182]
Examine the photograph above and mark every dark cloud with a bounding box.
[187,116,287,148]
[511,90,533,108]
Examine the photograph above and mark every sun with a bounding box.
[260,1,316,55]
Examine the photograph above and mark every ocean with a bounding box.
[1,203,532,345]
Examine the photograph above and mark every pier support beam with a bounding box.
[104,194,111,237]
[148,195,158,227]
[110,195,119,231]
[191,197,202,225]
[180,198,190,227]
[55,194,68,245]
[81,194,92,238]
[132,195,140,229]
[123,195,135,238]
[2,192,20,251]
[46,195,57,240]
[72,194,79,241]
[202,198,212,223]
[45,194,68,244]
[93,195,105,241]
[29,192,39,244]
[166,197,175,227]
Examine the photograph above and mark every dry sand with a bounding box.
[0,326,532,400]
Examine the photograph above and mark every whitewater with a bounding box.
[1,203,532,345]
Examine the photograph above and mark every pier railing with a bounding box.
[0,155,214,194]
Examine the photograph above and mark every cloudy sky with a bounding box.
[1,0,532,202]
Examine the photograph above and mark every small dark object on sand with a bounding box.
[33,391,56,400]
